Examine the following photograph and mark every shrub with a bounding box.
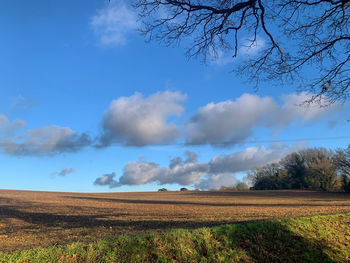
[236,182,249,191]
[219,186,237,191]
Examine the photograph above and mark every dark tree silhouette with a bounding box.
[249,147,344,191]
[334,145,350,191]
[135,0,350,104]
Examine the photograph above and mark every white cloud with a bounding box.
[122,162,171,185]
[278,92,337,123]
[99,91,186,146]
[0,91,339,157]
[185,92,340,146]
[0,124,90,156]
[90,0,138,46]
[0,114,26,135]
[208,142,304,174]
[94,172,118,187]
[196,173,238,190]
[94,143,305,190]
[185,93,278,145]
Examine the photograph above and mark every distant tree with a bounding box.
[136,0,350,104]
[249,163,289,190]
[158,188,168,192]
[334,145,350,192]
[307,155,339,191]
[251,147,342,191]
[280,148,336,189]
[248,163,287,188]
[236,182,249,191]
[252,175,281,190]
[180,187,188,191]
[280,152,308,189]
[219,186,237,191]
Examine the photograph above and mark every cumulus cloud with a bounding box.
[90,0,138,46]
[196,173,238,190]
[94,172,118,187]
[185,92,340,146]
[52,168,75,177]
[208,142,303,174]
[0,115,26,135]
[0,91,339,157]
[185,94,278,145]
[278,92,338,124]
[94,142,305,190]
[96,91,339,148]
[0,123,91,156]
[98,91,186,146]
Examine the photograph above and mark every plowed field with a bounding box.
[1,189,349,252]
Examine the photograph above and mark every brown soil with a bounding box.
[0,189,349,252]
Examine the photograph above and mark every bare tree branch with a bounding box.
[135,0,350,104]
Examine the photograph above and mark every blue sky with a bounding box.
[0,0,349,192]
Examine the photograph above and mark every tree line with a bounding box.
[249,145,350,192]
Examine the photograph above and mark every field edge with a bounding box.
[1,212,349,263]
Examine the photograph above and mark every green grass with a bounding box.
[1,213,349,263]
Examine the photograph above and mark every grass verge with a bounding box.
[1,213,349,263]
